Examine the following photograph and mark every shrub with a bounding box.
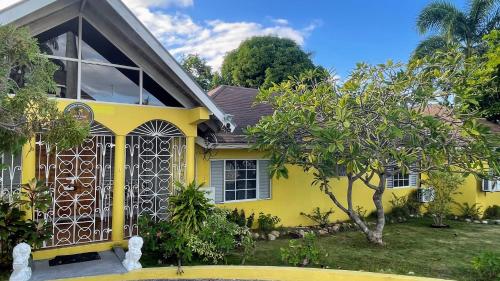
[483,205,500,219]
[456,202,482,220]
[138,216,191,270]
[280,232,326,267]
[471,252,500,281]
[387,191,421,219]
[257,212,281,233]
[300,207,334,227]
[193,208,254,264]
[0,181,52,269]
[169,181,213,235]
[424,171,464,227]
[227,208,255,228]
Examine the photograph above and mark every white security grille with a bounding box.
[124,120,186,238]
[36,122,115,248]
[0,152,22,202]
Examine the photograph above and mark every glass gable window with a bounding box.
[37,18,79,58]
[34,17,180,107]
[224,160,257,201]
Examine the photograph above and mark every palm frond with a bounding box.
[478,6,500,36]
[413,35,450,59]
[417,1,465,35]
[468,0,499,28]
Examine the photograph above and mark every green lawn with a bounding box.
[222,218,499,281]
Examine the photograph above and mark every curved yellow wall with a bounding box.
[57,266,452,281]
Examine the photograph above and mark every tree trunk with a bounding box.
[323,176,386,246]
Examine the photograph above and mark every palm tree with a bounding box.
[415,0,499,58]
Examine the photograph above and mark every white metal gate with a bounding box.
[36,122,115,248]
[0,152,22,202]
[124,120,186,238]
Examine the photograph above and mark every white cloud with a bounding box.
[122,0,318,71]
[271,18,289,25]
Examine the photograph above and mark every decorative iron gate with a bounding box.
[124,120,186,238]
[0,152,22,202]
[36,122,115,248]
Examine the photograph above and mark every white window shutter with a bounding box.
[386,167,394,188]
[210,160,224,203]
[258,160,271,199]
[409,163,419,187]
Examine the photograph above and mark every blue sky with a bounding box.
[122,0,467,78]
[1,0,468,78]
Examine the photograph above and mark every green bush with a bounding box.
[169,181,213,235]
[280,232,326,267]
[471,252,500,281]
[227,208,255,228]
[456,202,483,220]
[300,207,334,227]
[388,191,421,219]
[193,208,254,264]
[424,171,464,227]
[257,212,281,233]
[0,180,52,269]
[483,205,500,219]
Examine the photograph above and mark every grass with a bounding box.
[222,218,499,281]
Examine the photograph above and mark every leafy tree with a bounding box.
[180,54,214,91]
[424,170,465,227]
[471,30,500,122]
[248,52,499,245]
[415,0,499,58]
[0,25,89,155]
[220,36,315,89]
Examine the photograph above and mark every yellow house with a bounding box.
[0,0,498,261]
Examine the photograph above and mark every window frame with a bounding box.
[223,159,259,202]
[392,172,411,188]
[38,15,166,107]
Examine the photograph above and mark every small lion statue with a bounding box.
[122,236,143,271]
[9,243,31,281]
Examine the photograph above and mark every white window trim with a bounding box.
[388,173,419,189]
[223,159,259,203]
[209,159,272,203]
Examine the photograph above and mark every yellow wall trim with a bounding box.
[32,240,127,260]
[51,266,453,281]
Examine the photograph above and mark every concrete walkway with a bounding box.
[31,250,127,281]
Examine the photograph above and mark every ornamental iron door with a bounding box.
[124,120,186,238]
[36,122,114,248]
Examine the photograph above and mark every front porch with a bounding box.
[16,100,207,260]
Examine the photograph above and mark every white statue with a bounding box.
[122,236,143,271]
[9,243,31,281]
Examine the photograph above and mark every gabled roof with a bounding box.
[0,0,235,131]
[205,85,273,145]
[209,85,273,135]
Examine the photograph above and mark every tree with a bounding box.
[415,0,499,58]
[180,54,214,91]
[472,30,500,122]
[220,36,315,89]
[0,25,89,155]
[248,53,499,245]
[424,171,465,227]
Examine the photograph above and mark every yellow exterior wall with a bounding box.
[21,99,208,259]
[196,147,500,227]
[197,148,415,226]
